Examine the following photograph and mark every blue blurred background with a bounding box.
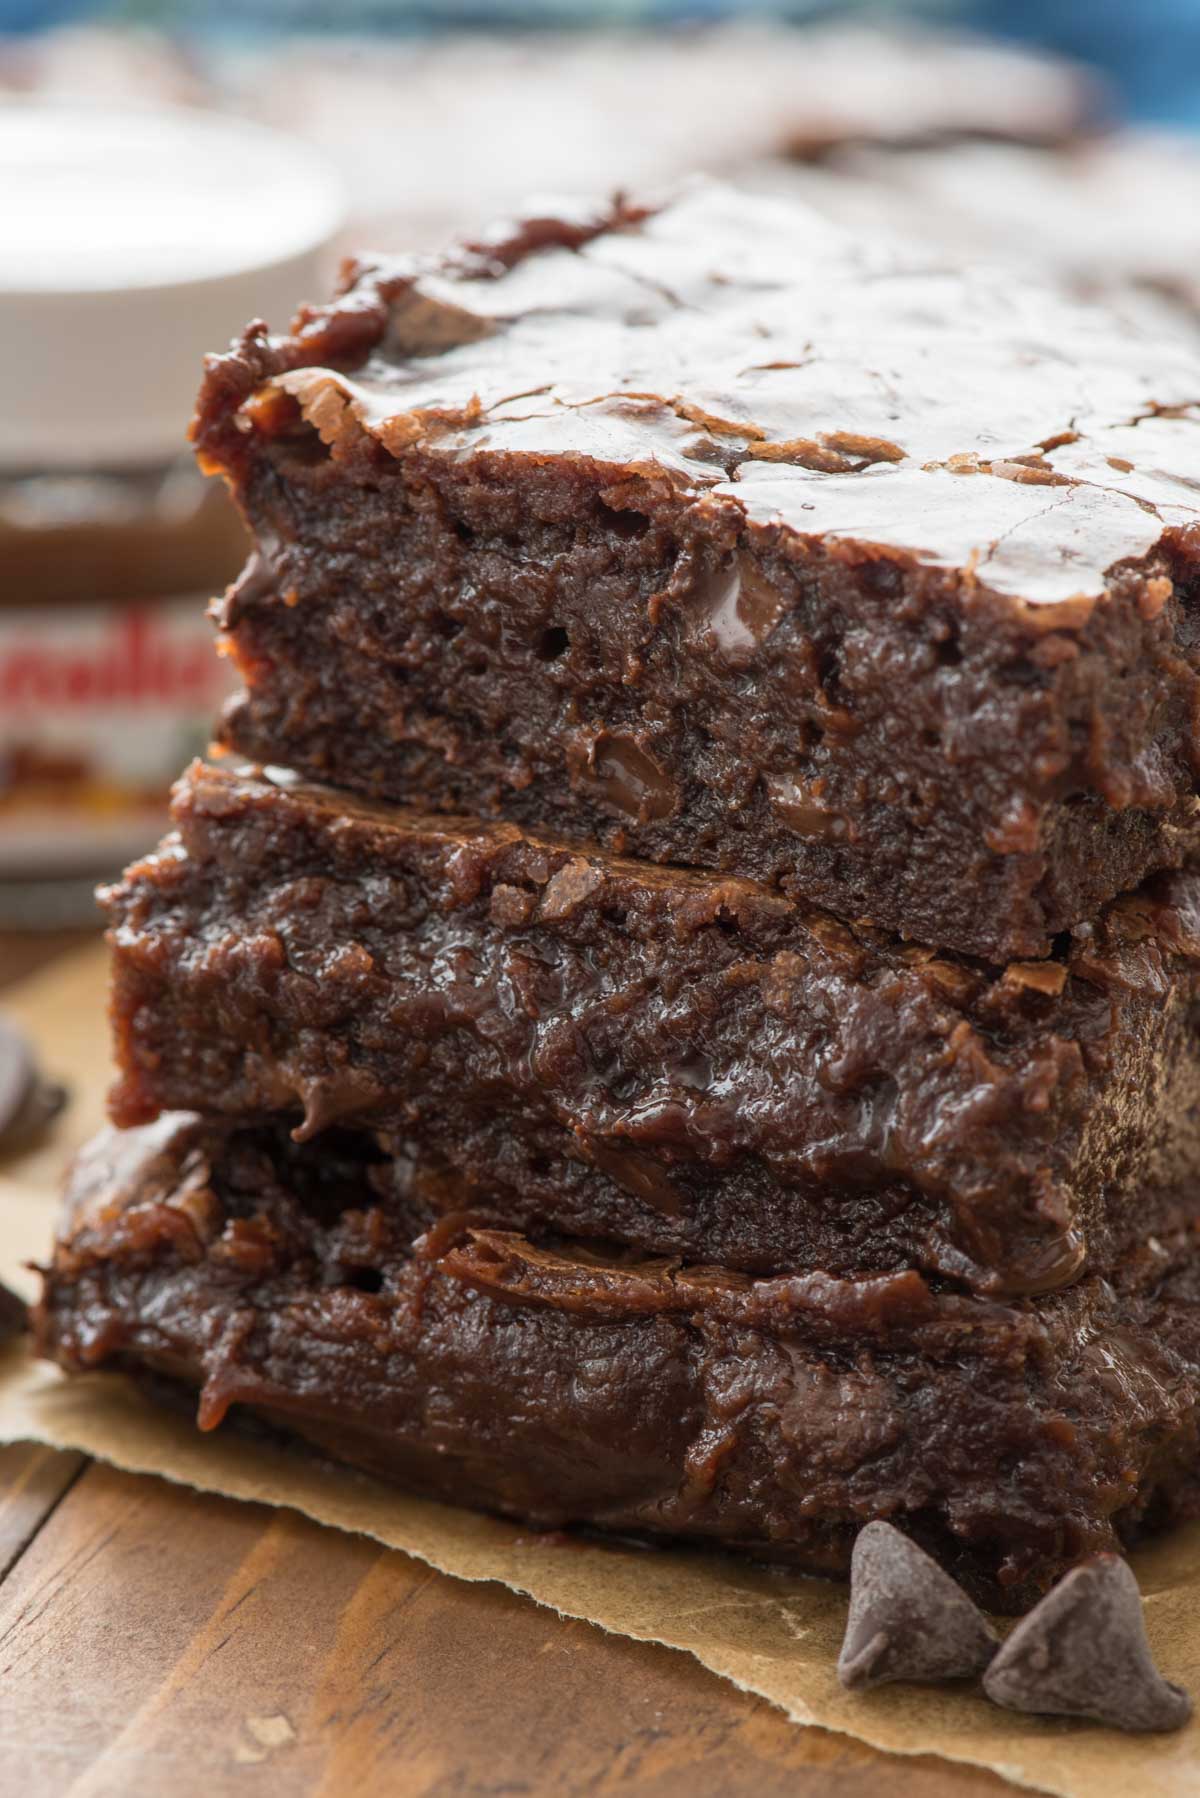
[1,1,1198,128]
[972,0,1200,126]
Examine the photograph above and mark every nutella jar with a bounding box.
[0,102,343,925]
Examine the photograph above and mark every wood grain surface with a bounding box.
[0,935,1017,1797]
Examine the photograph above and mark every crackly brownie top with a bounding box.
[198,182,1200,610]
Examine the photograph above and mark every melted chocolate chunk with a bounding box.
[692,552,789,664]
[983,1555,1192,1733]
[571,733,679,826]
[765,772,851,843]
[838,1522,998,1690]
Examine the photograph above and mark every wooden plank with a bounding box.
[0,1442,84,1583]
[0,1462,1010,1798]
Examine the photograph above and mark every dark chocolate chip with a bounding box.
[838,1521,999,1690]
[983,1554,1192,1733]
[575,733,679,824]
[0,1014,67,1154]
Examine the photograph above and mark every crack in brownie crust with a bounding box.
[195,183,1200,959]
[34,1116,1200,1614]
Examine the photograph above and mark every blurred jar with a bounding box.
[0,101,343,926]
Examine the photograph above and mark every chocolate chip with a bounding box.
[0,1014,67,1154]
[573,733,679,824]
[983,1554,1192,1733]
[838,1522,999,1690]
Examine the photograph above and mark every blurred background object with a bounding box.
[970,0,1200,129]
[1,0,1198,924]
[0,13,1103,249]
[0,99,341,926]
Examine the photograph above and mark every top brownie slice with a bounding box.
[195,183,1200,961]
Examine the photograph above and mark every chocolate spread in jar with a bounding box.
[0,463,246,924]
[0,101,342,925]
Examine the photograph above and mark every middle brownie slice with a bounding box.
[104,759,1200,1299]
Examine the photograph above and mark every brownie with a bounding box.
[761,134,1200,330]
[194,184,1200,960]
[103,761,1200,1298]
[35,1115,1200,1612]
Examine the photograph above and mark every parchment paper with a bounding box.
[2,943,1199,1798]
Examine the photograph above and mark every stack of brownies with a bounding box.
[36,184,1200,1611]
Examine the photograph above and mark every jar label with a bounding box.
[0,597,231,877]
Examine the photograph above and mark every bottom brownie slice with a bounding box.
[34,1117,1200,1612]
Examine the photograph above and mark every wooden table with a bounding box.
[0,933,1014,1798]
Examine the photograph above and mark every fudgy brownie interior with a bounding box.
[36,1114,1200,1613]
[105,761,1200,1298]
